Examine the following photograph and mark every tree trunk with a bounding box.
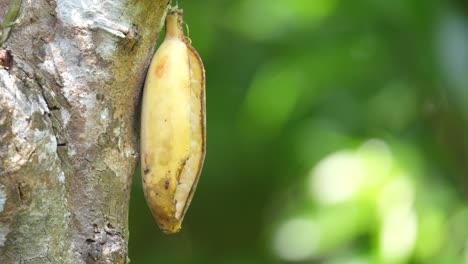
[0,0,168,263]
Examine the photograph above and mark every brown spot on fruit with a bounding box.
[175,158,188,182]
[155,56,168,78]
[164,179,170,190]
[143,155,151,175]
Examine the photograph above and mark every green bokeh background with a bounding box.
[129,0,468,263]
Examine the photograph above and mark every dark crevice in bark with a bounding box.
[0,49,13,69]
[35,72,71,148]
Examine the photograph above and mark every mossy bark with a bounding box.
[0,0,168,263]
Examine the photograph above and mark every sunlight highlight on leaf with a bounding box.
[273,218,320,262]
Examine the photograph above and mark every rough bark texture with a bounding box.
[0,0,168,263]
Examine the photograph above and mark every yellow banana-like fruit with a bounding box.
[141,7,206,234]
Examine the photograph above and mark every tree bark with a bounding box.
[0,0,168,263]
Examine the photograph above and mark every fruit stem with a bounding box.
[165,8,184,40]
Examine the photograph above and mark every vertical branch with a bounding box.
[0,0,168,263]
